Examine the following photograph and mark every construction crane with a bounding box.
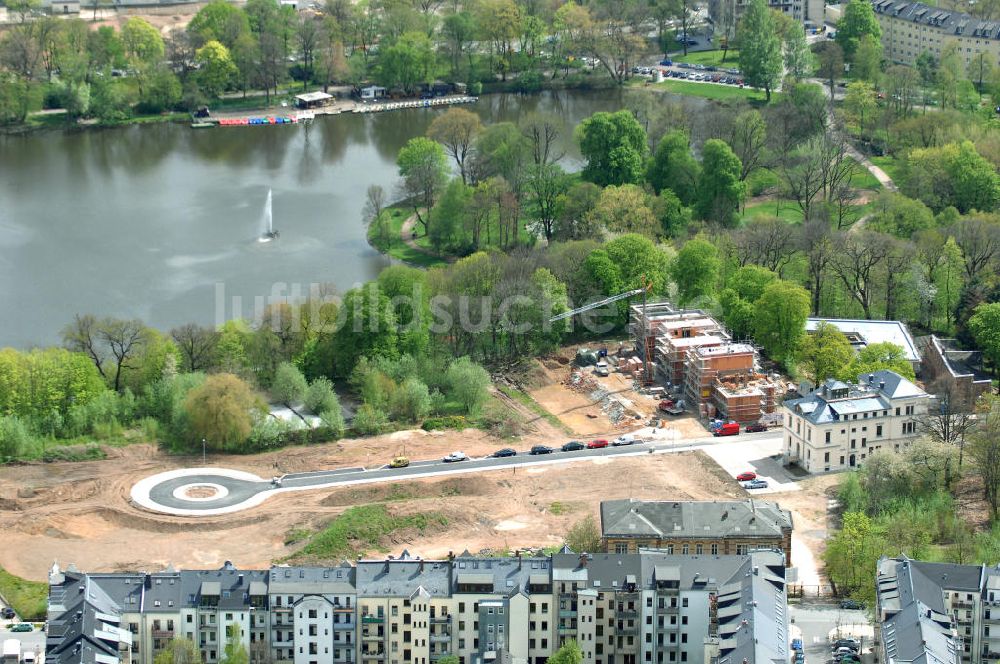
[548,279,656,384]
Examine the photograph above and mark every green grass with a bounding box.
[496,384,572,434]
[0,567,48,621]
[670,49,741,67]
[549,501,573,516]
[651,79,774,103]
[848,158,884,191]
[368,205,448,268]
[287,504,449,561]
[869,155,905,186]
[739,200,804,223]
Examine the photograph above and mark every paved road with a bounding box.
[791,602,873,664]
[0,626,46,659]
[132,431,783,516]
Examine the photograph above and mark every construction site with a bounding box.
[629,301,788,424]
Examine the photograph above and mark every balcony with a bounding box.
[559,610,577,618]
[618,610,638,619]
[362,632,384,641]
[660,605,680,614]
[272,607,292,613]
[152,630,174,638]
[333,605,354,613]
[617,626,639,636]
[558,626,575,635]
[430,634,451,643]
[430,653,453,661]
[430,615,452,624]
[361,615,384,624]
[361,652,385,661]
[333,622,356,631]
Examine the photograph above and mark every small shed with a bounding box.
[294,91,333,109]
[360,85,387,101]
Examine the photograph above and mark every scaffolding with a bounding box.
[712,373,782,423]
[683,343,757,416]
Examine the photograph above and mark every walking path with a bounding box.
[399,213,456,263]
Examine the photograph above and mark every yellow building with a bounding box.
[873,0,1000,67]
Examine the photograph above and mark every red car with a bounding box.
[736,472,757,482]
[744,422,768,433]
[587,439,609,449]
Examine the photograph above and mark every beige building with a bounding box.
[872,0,1000,67]
[783,370,931,473]
[709,0,824,27]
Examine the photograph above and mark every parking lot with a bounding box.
[0,625,45,660]
[790,601,875,664]
[702,435,800,494]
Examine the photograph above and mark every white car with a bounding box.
[443,451,469,463]
[612,435,637,446]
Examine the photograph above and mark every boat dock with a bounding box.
[353,95,478,113]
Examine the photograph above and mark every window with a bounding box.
[681,544,689,554]
[876,424,883,437]
[711,543,718,555]
[695,544,703,554]
[825,431,831,444]
[824,452,830,463]
[615,543,628,554]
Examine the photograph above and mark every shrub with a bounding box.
[318,409,346,439]
[272,362,308,405]
[304,377,340,415]
[389,377,432,422]
[352,404,388,436]
[422,415,468,431]
[42,443,106,463]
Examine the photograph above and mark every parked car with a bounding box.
[735,471,757,482]
[492,448,517,458]
[389,456,410,468]
[443,451,468,463]
[741,479,769,490]
[530,445,554,455]
[562,441,586,452]
[660,58,673,66]
[10,624,33,632]
[839,599,865,610]
[587,439,609,449]
[794,653,805,664]
[612,434,637,446]
[0,608,14,619]
[833,639,860,651]
[744,422,768,433]
[713,422,740,436]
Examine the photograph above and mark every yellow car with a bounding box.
[389,456,410,468]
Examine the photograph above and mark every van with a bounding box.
[22,651,35,664]
[612,434,637,446]
[713,422,740,437]
[594,361,609,377]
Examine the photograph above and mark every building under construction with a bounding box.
[629,302,728,385]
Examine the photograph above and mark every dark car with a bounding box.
[660,58,673,66]
[562,441,586,452]
[493,448,517,458]
[530,445,555,455]
[833,639,860,650]
[744,422,768,433]
[839,599,865,610]
[1,607,15,619]
[791,639,803,651]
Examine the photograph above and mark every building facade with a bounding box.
[708,0,824,27]
[920,336,992,410]
[872,0,1000,67]
[783,370,931,473]
[600,499,793,567]
[48,551,789,664]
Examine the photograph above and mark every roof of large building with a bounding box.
[872,0,1000,41]
[355,555,451,598]
[268,564,356,595]
[46,570,132,664]
[451,554,551,595]
[600,499,793,541]
[925,336,992,384]
[806,318,920,363]
[784,370,928,425]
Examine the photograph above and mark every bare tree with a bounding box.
[62,314,109,382]
[170,324,220,373]
[363,184,387,225]
[520,112,565,167]
[951,217,1000,283]
[782,139,826,220]
[98,318,145,393]
[801,218,834,315]
[921,378,976,467]
[968,394,1000,522]
[726,109,767,182]
[883,238,916,321]
[734,217,799,274]
[830,231,892,319]
[427,107,482,184]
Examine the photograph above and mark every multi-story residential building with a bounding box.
[875,557,992,664]
[708,0,824,28]
[871,0,1000,67]
[783,370,931,473]
[599,499,793,566]
[48,551,789,664]
[552,550,789,664]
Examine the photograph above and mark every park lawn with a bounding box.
[870,155,906,186]
[651,79,777,103]
[671,49,741,67]
[739,200,804,223]
[847,158,884,190]
[370,206,447,268]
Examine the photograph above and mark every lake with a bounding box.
[0,88,691,348]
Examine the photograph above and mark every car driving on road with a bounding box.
[744,422,768,433]
[492,448,516,458]
[389,456,410,468]
[443,451,468,463]
[10,624,33,632]
[587,439,608,449]
[561,441,585,452]
[529,445,554,455]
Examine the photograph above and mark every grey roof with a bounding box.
[178,566,270,610]
[806,318,920,362]
[450,556,552,594]
[355,559,451,597]
[268,566,355,595]
[46,572,129,664]
[716,553,789,664]
[601,499,792,540]
[926,336,992,384]
[785,370,927,425]
[872,0,1000,41]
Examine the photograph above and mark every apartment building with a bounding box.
[782,370,931,473]
[874,557,1000,664]
[871,0,1000,68]
[708,0,824,27]
[48,551,789,664]
[552,550,789,664]
[600,499,793,567]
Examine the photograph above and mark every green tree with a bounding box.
[586,185,658,237]
[853,34,882,82]
[565,514,601,553]
[430,178,472,251]
[379,31,435,94]
[822,511,885,605]
[0,73,30,126]
[304,377,339,414]
[153,639,202,664]
[576,110,649,186]
[797,321,853,383]
[330,285,398,378]
[783,23,811,81]
[718,265,777,339]
[187,0,251,49]
[815,40,845,100]
[737,0,782,100]
[969,395,1000,522]
[183,373,265,452]
[696,139,746,226]
[547,640,584,664]
[0,416,35,461]
[390,376,432,421]
[844,80,877,138]
[195,40,238,98]
[138,67,181,113]
[752,280,810,363]
[646,130,700,205]
[904,141,1000,213]
[650,190,692,238]
[671,237,720,306]
[841,342,916,381]
[969,303,1000,377]
[271,362,307,405]
[352,403,388,435]
[397,136,450,236]
[868,192,935,238]
[836,0,882,61]
[220,624,248,664]
[121,17,165,65]
[427,107,481,184]
[445,357,490,415]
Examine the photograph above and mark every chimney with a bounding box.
[419,560,424,573]
[869,373,875,385]
[516,551,522,570]
[879,380,885,390]
[447,551,454,562]
[579,554,588,569]
[237,574,244,586]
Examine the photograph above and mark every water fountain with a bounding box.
[258,188,279,242]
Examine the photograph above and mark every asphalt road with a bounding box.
[138,431,782,514]
[791,602,873,664]
[0,626,45,658]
